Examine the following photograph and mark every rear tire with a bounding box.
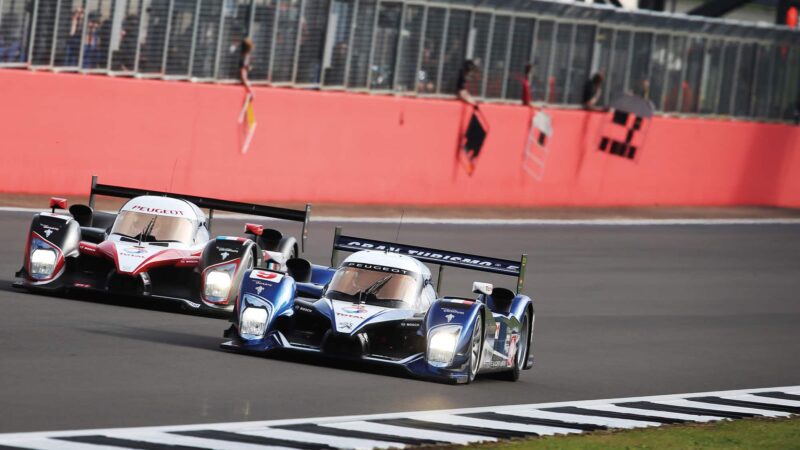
[500,311,530,382]
[466,318,483,384]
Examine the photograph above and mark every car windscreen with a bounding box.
[326,264,420,307]
[111,211,194,245]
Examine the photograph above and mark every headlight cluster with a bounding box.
[203,263,236,303]
[240,306,269,338]
[29,237,60,280]
[427,325,461,367]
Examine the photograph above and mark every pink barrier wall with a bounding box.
[1,70,798,207]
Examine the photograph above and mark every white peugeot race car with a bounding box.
[14,177,310,312]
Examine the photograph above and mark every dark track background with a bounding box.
[1,211,798,433]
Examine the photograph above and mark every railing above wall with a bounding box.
[0,0,798,123]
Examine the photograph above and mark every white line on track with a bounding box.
[2,207,799,226]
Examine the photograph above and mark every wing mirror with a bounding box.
[245,223,264,236]
[49,197,68,213]
[472,282,493,296]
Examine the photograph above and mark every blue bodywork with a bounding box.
[222,265,534,384]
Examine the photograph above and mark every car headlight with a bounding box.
[427,325,462,367]
[30,248,57,279]
[203,263,236,303]
[240,306,269,338]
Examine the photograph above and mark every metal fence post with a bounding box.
[247,0,257,38]
[187,0,203,77]
[434,7,448,94]
[212,0,227,79]
[603,28,616,106]
[342,0,359,87]
[133,0,147,73]
[319,0,335,86]
[622,29,635,98]
[646,31,657,103]
[160,0,176,75]
[27,0,40,65]
[267,0,281,82]
[365,0,381,89]
[544,21,558,104]
[390,2,406,90]
[104,0,118,71]
[727,42,742,115]
[77,0,90,69]
[527,18,538,91]
[562,22,577,104]
[412,5,427,94]
[481,13,494,98]
[290,0,306,83]
[500,16,514,100]
[48,0,62,66]
[675,37,689,113]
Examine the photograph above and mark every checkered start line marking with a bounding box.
[1,385,798,449]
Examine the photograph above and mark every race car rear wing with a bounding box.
[330,227,527,293]
[87,175,311,251]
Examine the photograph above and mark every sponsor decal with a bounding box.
[495,324,501,340]
[488,360,506,368]
[400,321,420,328]
[130,205,185,216]
[442,308,465,315]
[250,270,283,283]
[336,312,366,320]
[220,252,230,260]
[342,304,368,315]
[344,262,411,276]
[73,282,92,288]
[295,305,313,314]
[41,224,60,238]
[255,286,264,294]
[340,322,354,330]
[124,246,148,255]
[445,313,455,323]
[506,335,519,366]
[343,240,519,272]
[79,242,97,254]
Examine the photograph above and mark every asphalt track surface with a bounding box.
[1,210,799,433]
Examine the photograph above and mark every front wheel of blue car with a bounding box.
[466,318,483,384]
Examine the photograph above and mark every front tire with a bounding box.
[466,318,483,384]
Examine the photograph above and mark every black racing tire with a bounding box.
[500,310,531,382]
[466,317,484,384]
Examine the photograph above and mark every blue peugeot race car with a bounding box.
[221,230,534,384]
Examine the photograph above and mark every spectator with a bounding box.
[240,37,254,97]
[456,59,479,107]
[581,72,605,110]
[64,7,84,66]
[521,63,533,107]
[82,13,102,68]
[113,15,138,71]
